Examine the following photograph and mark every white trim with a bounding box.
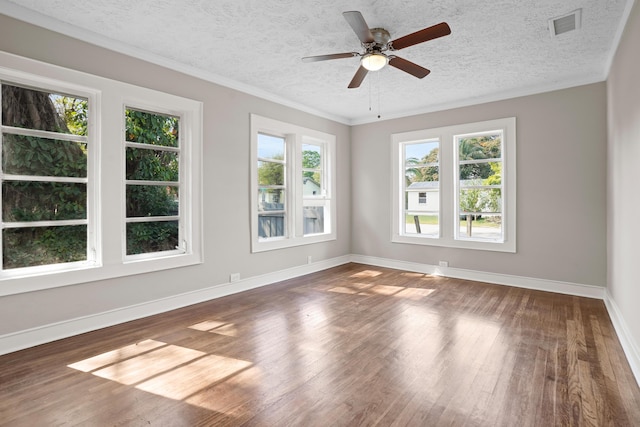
[604,290,640,388]
[0,255,351,356]
[350,254,604,299]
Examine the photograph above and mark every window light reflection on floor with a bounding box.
[67,339,253,403]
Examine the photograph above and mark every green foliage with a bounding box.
[126,221,178,255]
[258,155,284,186]
[2,87,89,268]
[302,149,321,182]
[125,109,181,254]
[406,147,439,185]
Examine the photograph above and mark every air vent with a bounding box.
[549,9,582,37]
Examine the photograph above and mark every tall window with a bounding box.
[124,108,182,257]
[257,133,286,239]
[301,140,328,236]
[1,82,94,271]
[403,139,440,238]
[392,117,516,252]
[456,130,503,241]
[251,115,336,252]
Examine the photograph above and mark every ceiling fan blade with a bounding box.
[343,11,375,44]
[389,56,431,79]
[348,66,369,88]
[390,22,451,50]
[302,52,359,62]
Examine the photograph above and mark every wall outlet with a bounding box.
[230,273,240,282]
[307,255,312,264]
[439,261,449,268]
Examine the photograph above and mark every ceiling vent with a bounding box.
[549,9,582,37]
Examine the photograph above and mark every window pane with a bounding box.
[125,109,178,147]
[3,225,86,269]
[126,221,178,255]
[257,133,284,160]
[258,161,284,186]
[126,185,178,217]
[2,182,86,221]
[302,144,321,170]
[126,147,178,181]
[459,188,502,214]
[405,142,439,183]
[303,206,324,235]
[3,134,87,177]
[404,214,439,237]
[258,213,286,238]
[1,85,87,136]
[258,188,285,213]
[302,172,322,196]
[459,215,502,240]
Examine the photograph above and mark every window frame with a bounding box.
[250,114,336,253]
[0,52,203,296]
[392,117,516,253]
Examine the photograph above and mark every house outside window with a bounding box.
[392,117,516,252]
[251,114,336,252]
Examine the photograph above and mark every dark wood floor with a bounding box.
[1,263,639,426]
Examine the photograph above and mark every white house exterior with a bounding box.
[407,181,439,213]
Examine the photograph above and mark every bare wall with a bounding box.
[607,0,640,358]
[351,83,607,287]
[0,15,352,335]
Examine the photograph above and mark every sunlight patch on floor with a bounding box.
[68,339,254,405]
[189,320,239,337]
[325,282,435,300]
[349,270,383,278]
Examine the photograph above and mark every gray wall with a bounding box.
[351,83,608,287]
[0,15,352,335]
[607,1,640,357]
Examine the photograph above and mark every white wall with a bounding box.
[607,0,640,368]
[0,15,352,336]
[351,83,608,287]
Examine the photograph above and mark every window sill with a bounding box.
[392,233,516,253]
[0,252,203,297]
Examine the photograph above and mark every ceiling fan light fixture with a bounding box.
[361,53,388,71]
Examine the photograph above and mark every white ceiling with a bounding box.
[1,0,633,124]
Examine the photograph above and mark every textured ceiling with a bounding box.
[1,0,633,124]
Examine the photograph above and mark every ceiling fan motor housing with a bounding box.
[369,28,391,51]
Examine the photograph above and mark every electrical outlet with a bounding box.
[439,261,449,268]
[307,255,312,264]
[230,273,240,282]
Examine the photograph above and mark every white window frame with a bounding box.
[250,114,336,252]
[122,103,185,261]
[392,117,516,252]
[0,52,203,296]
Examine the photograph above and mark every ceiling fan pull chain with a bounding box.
[377,72,382,119]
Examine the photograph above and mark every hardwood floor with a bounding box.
[1,263,639,426]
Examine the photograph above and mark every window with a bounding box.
[124,107,182,257]
[0,53,202,296]
[392,117,516,252]
[251,114,336,252]
[1,81,96,273]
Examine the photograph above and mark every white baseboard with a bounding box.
[3,254,638,391]
[350,254,605,299]
[0,255,351,356]
[603,290,640,388]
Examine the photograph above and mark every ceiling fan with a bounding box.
[302,11,451,89]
